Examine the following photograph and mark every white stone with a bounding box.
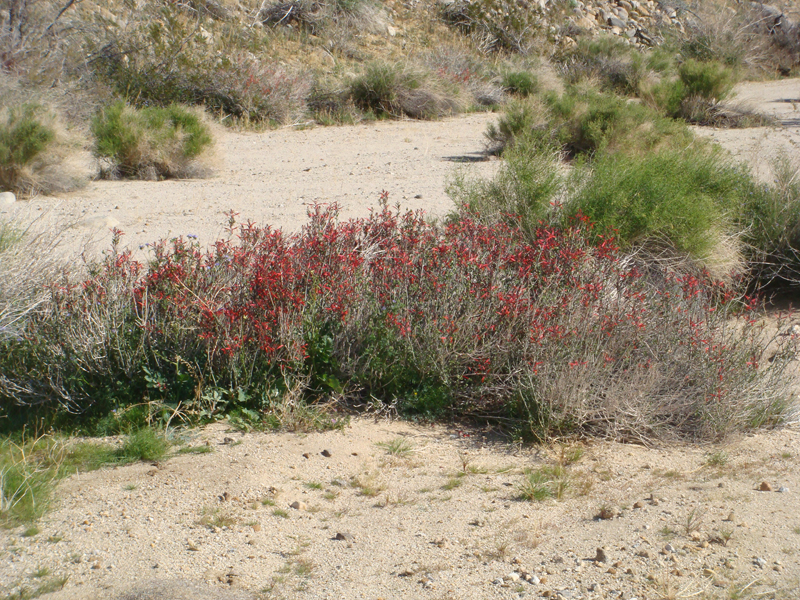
[0,191,16,206]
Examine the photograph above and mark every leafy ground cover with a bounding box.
[1,197,794,444]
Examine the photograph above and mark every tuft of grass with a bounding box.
[705,450,729,467]
[115,428,169,463]
[442,476,463,491]
[272,508,289,519]
[198,507,239,529]
[304,481,323,490]
[376,438,414,457]
[518,464,570,502]
[92,101,214,180]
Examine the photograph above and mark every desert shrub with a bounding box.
[424,45,504,107]
[92,101,213,180]
[0,103,85,195]
[486,89,693,157]
[259,0,382,34]
[439,0,544,53]
[568,147,755,259]
[449,137,564,237]
[348,63,461,119]
[0,104,53,193]
[558,36,647,95]
[0,198,794,441]
[501,70,538,97]
[644,59,745,126]
[740,158,800,288]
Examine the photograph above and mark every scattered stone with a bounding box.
[594,548,608,563]
[672,568,684,576]
[778,486,789,493]
[633,501,644,509]
[321,449,332,457]
[251,523,261,532]
[703,568,716,578]
[187,539,199,551]
[289,501,306,511]
[302,452,310,459]
[335,532,354,542]
[754,557,767,569]
[606,567,617,575]
[222,437,235,444]
[723,511,735,522]
[690,531,703,541]
[0,192,15,206]
[759,481,772,492]
[506,572,520,583]
[636,550,651,559]
[663,543,675,554]
[398,569,415,577]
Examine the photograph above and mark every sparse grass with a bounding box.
[177,445,213,455]
[706,451,729,467]
[21,526,39,537]
[304,481,323,490]
[198,507,239,529]
[272,508,289,519]
[518,464,571,502]
[442,476,463,491]
[683,506,707,536]
[376,438,414,457]
[3,575,69,600]
[350,472,386,497]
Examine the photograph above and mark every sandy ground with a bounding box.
[2,421,799,600]
[2,81,800,600]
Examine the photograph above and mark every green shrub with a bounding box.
[487,90,693,157]
[117,428,169,462]
[348,63,460,119]
[0,104,54,194]
[559,35,647,95]
[501,71,538,97]
[739,158,800,287]
[568,147,754,258]
[92,101,213,179]
[645,60,737,124]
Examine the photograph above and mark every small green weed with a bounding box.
[272,508,289,518]
[116,428,169,463]
[706,451,729,467]
[376,438,414,457]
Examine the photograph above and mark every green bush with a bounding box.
[645,60,737,124]
[92,101,213,179]
[486,90,693,158]
[559,35,647,95]
[568,147,755,258]
[348,63,459,119]
[117,428,169,462]
[501,71,538,97]
[0,104,55,194]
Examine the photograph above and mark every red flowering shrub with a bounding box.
[0,195,794,441]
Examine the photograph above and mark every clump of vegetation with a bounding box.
[501,70,538,97]
[348,63,461,119]
[0,198,793,443]
[486,88,693,157]
[91,102,214,180]
[0,103,85,196]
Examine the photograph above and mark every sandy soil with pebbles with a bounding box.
[2,80,800,600]
[2,420,800,600]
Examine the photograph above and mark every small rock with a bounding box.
[335,532,354,542]
[594,548,608,563]
[703,568,716,578]
[506,572,520,582]
[222,437,235,444]
[492,577,504,585]
[754,557,767,569]
[302,452,311,459]
[289,501,306,510]
[608,15,627,28]
[759,481,772,492]
[529,574,541,584]
[636,550,651,559]
[690,531,703,541]
[633,501,644,509]
[777,486,789,493]
[606,567,617,575]
[672,568,684,576]
[251,523,261,532]
[625,567,634,575]
[663,543,675,554]
[723,511,735,522]
[187,539,199,551]
[0,191,16,206]
[321,449,332,457]
[399,569,414,577]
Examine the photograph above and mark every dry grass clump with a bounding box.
[0,100,88,196]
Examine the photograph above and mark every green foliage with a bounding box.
[560,35,647,95]
[501,71,538,97]
[440,0,543,53]
[487,89,693,158]
[116,428,169,462]
[678,59,734,101]
[0,105,55,194]
[91,101,213,179]
[569,148,753,257]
